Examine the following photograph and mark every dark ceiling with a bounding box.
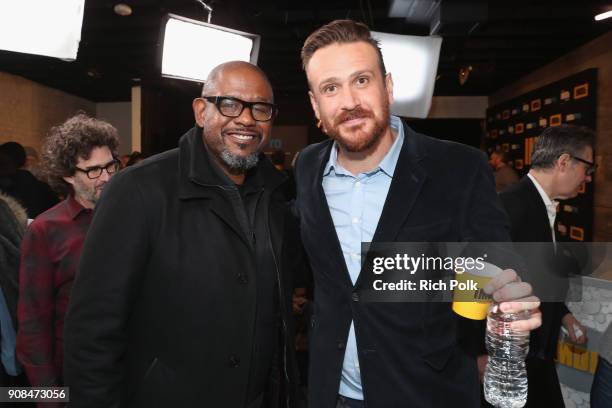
[1,0,611,102]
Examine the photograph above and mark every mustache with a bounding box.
[334,107,374,127]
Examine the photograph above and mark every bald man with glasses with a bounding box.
[64,61,302,408]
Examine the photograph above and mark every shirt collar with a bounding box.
[527,173,558,216]
[323,115,405,177]
[66,195,91,219]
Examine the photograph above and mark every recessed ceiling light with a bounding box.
[113,3,132,16]
[87,68,101,78]
[595,10,612,21]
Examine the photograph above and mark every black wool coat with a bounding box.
[64,128,301,408]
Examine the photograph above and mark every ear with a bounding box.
[193,97,207,127]
[308,90,320,121]
[556,153,572,171]
[385,72,394,105]
[63,175,76,186]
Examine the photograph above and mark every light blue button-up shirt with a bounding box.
[322,115,405,400]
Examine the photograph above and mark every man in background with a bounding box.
[0,192,27,386]
[489,148,519,192]
[499,124,593,407]
[0,141,58,218]
[17,113,120,397]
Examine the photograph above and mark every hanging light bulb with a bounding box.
[458,65,473,86]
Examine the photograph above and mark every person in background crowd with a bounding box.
[124,151,144,167]
[0,141,58,218]
[497,125,593,407]
[64,61,303,408]
[489,148,519,192]
[22,146,42,179]
[0,192,27,384]
[16,113,120,404]
[0,192,33,408]
[119,153,130,168]
[294,19,542,408]
[269,149,296,201]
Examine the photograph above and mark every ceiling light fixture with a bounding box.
[595,10,612,21]
[86,68,102,78]
[160,14,260,83]
[113,3,132,17]
[458,65,473,86]
[195,0,213,23]
[0,0,85,60]
[371,31,442,118]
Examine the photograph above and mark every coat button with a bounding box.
[337,342,345,349]
[352,292,360,302]
[237,273,248,284]
[310,317,316,328]
[229,355,240,368]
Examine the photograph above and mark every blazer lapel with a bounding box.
[371,127,427,244]
[309,143,354,287]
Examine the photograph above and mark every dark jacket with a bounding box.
[64,128,300,408]
[499,176,570,360]
[0,169,58,218]
[0,193,27,329]
[295,122,510,408]
[499,175,574,408]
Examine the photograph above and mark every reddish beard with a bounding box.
[323,105,389,153]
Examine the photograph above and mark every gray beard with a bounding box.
[220,149,259,172]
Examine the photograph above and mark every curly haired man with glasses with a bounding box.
[16,112,119,397]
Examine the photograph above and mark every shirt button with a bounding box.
[237,273,248,284]
[355,181,361,188]
[352,217,360,224]
[229,355,240,368]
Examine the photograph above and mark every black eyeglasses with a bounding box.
[570,155,597,176]
[75,159,120,179]
[203,96,277,122]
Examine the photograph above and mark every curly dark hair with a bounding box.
[42,112,119,195]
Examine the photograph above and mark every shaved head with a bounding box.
[193,60,275,182]
[202,61,273,102]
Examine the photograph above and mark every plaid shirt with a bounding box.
[17,196,92,390]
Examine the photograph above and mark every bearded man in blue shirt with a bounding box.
[294,19,543,408]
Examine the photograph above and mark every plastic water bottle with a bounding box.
[483,304,530,408]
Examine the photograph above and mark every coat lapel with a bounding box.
[176,127,286,248]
